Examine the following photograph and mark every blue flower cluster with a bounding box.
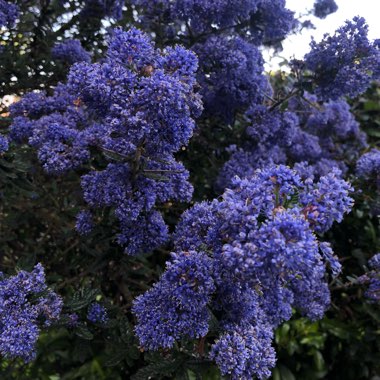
[75,210,94,236]
[133,0,258,34]
[0,0,18,27]
[0,264,62,361]
[133,250,215,350]
[218,96,367,189]
[133,0,294,42]
[210,17,379,192]
[304,17,380,100]
[10,85,90,174]
[133,165,353,379]
[80,0,125,20]
[358,254,380,302]
[249,0,296,45]
[210,323,276,380]
[313,0,338,19]
[52,40,91,65]
[0,134,9,153]
[193,36,269,123]
[356,148,380,189]
[133,0,294,122]
[10,28,202,255]
[87,303,109,324]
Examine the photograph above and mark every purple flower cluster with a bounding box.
[356,148,380,189]
[219,96,366,189]
[249,0,296,45]
[369,254,380,271]
[10,28,202,255]
[80,0,125,20]
[313,0,338,19]
[132,0,294,122]
[194,36,269,123]
[0,134,9,153]
[302,98,367,157]
[10,87,90,174]
[133,0,258,34]
[358,254,380,302]
[245,105,298,146]
[210,323,276,380]
[52,40,91,65]
[75,210,94,236]
[133,165,353,379]
[133,0,294,42]
[300,168,354,233]
[304,17,380,100]
[0,0,18,28]
[365,277,380,302]
[133,250,215,350]
[87,303,108,324]
[215,18,377,192]
[0,264,62,361]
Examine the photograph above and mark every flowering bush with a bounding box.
[0,1,379,379]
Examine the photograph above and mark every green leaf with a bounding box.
[142,172,170,181]
[67,288,99,311]
[321,319,350,340]
[120,319,132,344]
[279,365,296,380]
[105,350,128,367]
[273,367,281,380]
[132,356,182,380]
[75,325,94,341]
[313,350,325,372]
[363,100,380,111]
[16,252,37,271]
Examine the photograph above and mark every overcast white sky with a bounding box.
[265,0,380,69]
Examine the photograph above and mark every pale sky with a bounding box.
[265,0,380,69]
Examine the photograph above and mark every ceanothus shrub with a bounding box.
[0,0,379,377]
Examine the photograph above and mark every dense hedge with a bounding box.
[0,1,379,379]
